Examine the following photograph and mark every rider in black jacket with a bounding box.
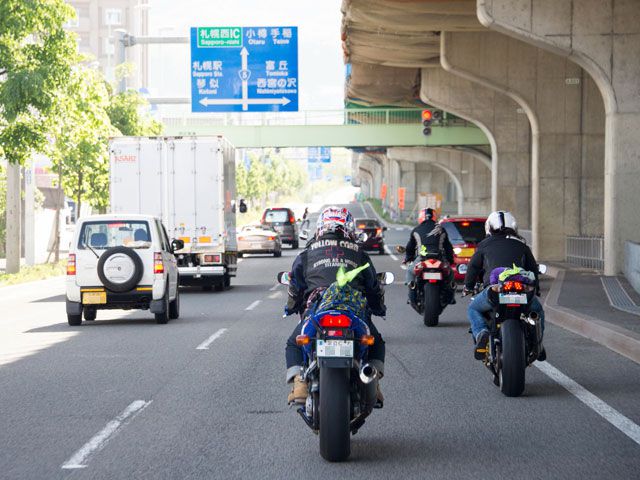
[284,206,386,405]
[403,208,455,305]
[463,211,546,361]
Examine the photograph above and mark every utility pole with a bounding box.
[5,162,21,274]
[24,161,35,266]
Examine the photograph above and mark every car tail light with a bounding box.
[357,223,366,229]
[461,221,470,227]
[319,313,351,328]
[375,228,382,236]
[238,236,246,241]
[67,254,76,275]
[204,254,221,263]
[289,213,296,224]
[154,252,164,274]
[502,281,524,292]
[268,236,275,241]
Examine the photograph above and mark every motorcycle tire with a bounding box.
[500,319,526,397]
[423,283,441,327]
[319,367,351,462]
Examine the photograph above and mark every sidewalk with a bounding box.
[544,264,640,364]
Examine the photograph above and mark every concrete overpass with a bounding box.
[342,0,640,277]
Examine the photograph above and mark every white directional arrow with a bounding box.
[240,47,249,111]
[199,97,291,107]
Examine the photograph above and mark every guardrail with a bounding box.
[566,235,604,270]
[161,108,473,128]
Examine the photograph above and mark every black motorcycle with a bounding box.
[278,270,394,462]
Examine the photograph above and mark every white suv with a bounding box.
[66,214,182,325]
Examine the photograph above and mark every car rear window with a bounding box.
[355,219,379,229]
[263,210,290,223]
[78,221,152,250]
[442,221,486,244]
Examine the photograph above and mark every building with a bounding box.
[64,0,149,90]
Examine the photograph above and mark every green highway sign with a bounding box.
[197,27,243,48]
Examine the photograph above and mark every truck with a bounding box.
[109,136,240,291]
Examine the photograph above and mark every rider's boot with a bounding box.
[287,374,308,405]
[474,330,490,360]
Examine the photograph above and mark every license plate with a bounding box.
[317,339,354,358]
[83,291,106,305]
[422,272,442,280]
[252,243,262,248]
[499,293,527,304]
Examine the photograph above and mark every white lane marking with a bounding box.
[535,362,640,446]
[384,245,398,261]
[268,291,282,299]
[269,283,279,291]
[237,258,244,263]
[245,300,261,311]
[61,400,152,469]
[196,328,228,350]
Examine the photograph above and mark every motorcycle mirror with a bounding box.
[299,229,309,241]
[378,272,395,285]
[357,232,369,243]
[538,264,548,275]
[277,271,291,285]
[395,245,406,254]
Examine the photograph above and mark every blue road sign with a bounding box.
[307,147,331,163]
[190,26,298,112]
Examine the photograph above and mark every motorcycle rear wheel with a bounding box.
[423,283,440,327]
[500,319,526,397]
[319,367,351,462]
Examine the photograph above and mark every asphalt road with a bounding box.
[1,203,639,479]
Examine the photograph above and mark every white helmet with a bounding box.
[485,211,517,235]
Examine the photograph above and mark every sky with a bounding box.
[146,0,345,113]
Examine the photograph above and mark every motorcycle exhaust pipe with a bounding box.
[528,311,539,321]
[359,363,378,384]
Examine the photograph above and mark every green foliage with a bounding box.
[107,90,162,136]
[0,259,66,285]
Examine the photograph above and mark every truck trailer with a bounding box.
[109,136,239,290]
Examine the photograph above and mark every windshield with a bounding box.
[78,221,152,250]
[263,210,289,223]
[442,221,486,245]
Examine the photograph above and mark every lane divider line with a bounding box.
[269,283,280,291]
[384,245,398,261]
[61,400,152,470]
[268,291,282,299]
[245,300,261,311]
[196,328,228,350]
[237,258,244,263]
[535,362,640,446]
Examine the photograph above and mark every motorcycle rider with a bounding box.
[463,211,546,361]
[284,206,387,405]
[402,208,455,305]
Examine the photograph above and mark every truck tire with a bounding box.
[500,319,526,397]
[97,246,143,293]
[223,274,231,289]
[423,283,441,327]
[168,289,180,320]
[67,314,82,326]
[319,367,351,462]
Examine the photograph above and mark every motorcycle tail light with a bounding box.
[154,252,164,274]
[502,280,524,292]
[327,330,344,337]
[426,259,442,268]
[67,254,76,275]
[319,313,352,328]
[360,335,375,346]
[296,335,310,346]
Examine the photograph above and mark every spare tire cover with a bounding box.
[97,246,144,293]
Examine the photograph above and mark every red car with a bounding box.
[440,217,487,281]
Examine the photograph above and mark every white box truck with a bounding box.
[109,136,240,290]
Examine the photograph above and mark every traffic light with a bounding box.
[422,109,433,136]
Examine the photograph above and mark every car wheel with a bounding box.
[155,293,170,324]
[168,288,180,320]
[378,245,386,255]
[274,249,282,257]
[67,314,82,326]
[97,246,144,293]
[83,309,97,321]
[238,252,244,258]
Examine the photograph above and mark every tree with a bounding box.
[107,90,162,136]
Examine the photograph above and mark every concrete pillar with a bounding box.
[24,162,35,266]
[442,30,604,261]
[5,163,21,273]
[477,0,638,274]
[420,67,531,225]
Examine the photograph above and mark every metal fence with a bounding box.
[566,235,604,270]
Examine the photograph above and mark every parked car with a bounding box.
[65,214,183,326]
[237,225,282,257]
[261,207,299,249]
[354,218,387,254]
[440,217,487,280]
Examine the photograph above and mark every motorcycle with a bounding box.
[463,264,547,397]
[396,245,454,326]
[277,269,394,462]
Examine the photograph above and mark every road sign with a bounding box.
[380,183,387,200]
[190,26,298,112]
[307,147,331,163]
[398,187,406,210]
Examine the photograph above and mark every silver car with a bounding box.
[237,225,282,257]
